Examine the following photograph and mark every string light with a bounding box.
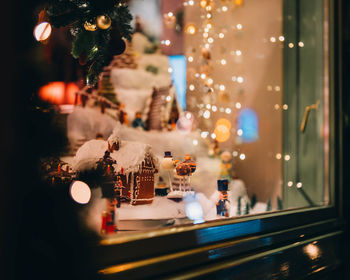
[275,86,281,91]
[274,104,280,110]
[239,153,246,160]
[275,153,282,159]
[220,59,227,65]
[235,102,242,109]
[206,104,211,109]
[189,84,195,91]
[236,23,243,30]
[296,182,303,188]
[237,76,244,83]
[222,6,228,12]
[188,0,194,6]
[201,131,209,138]
[225,108,232,114]
[236,50,242,56]
[287,181,293,187]
[211,133,216,139]
[219,84,225,91]
[237,129,243,136]
[288,43,294,48]
[168,67,173,73]
[203,110,211,119]
[270,37,276,43]
[219,33,225,38]
[282,104,288,110]
[279,36,285,41]
[233,151,239,157]
[298,41,304,47]
[212,105,217,112]
[188,56,194,62]
[193,139,198,145]
[284,154,291,161]
[207,78,213,85]
[208,37,214,43]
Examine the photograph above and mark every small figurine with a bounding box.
[220,150,233,181]
[96,133,104,140]
[132,111,145,130]
[175,154,196,192]
[101,198,118,234]
[216,179,229,217]
[118,104,128,125]
[161,151,178,192]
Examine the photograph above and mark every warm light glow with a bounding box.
[284,154,291,161]
[303,244,321,261]
[188,56,194,62]
[279,36,285,41]
[274,104,280,110]
[239,153,246,160]
[236,50,242,56]
[283,104,288,110]
[206,104,211,109]
[298,41,304,47]
[225,108,231,114]
[232,151,238,157]
[222,6,228,12]
[235,102,242,109]
[276,153,282,159]
[270,37,276,43]
[236,24,243,30]
[188,0,194,6]
[212,105,217,112]
[34,22,52,41]
[201,73,206,79]
[275,86,281,91]
[237,76,244,83]
[39,82,79,105]
[207,78,213,85]
[189,84,195,91]
[208,37,214,43]
[287,181,293,187]
[185,23,197,35]
[201,131,209,138]
[221,59,226,65]
[219,85,226,91]
[296,182,303,188]
[211,133,216,139]
[193,139,198,146]
[237,129,243,136]
[214,118,232,142]
[267,85,273,91]
[203,110,211,119]
[168,67,173,73]
[288,43,294,48]
[70,181,91,204]
[219,33,225,38]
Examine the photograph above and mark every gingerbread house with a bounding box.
[73,133,159,206]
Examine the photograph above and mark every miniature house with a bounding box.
[73,134,159,206]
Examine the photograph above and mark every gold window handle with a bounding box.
[300,100,320,133]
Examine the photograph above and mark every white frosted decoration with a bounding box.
[67,106,118,150]
[161,157,175,170]
[70,180,91,204]
[73,140,107,171]
[131,32,153,54]
[114,87,153,121]
[111,68,172,90]
[229,179,250,206]
[138,54,171,75]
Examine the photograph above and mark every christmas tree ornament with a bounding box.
[84,20,97,31]
[96,15,112,29]
[185,23,197,35]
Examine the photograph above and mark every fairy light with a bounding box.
[237,129,243,136]
[188,0,194,6]
[296,182,303,188]
[193,139,198,145]
[188,56,194,62]
[219,84,225,91]
[210,133,216,139]
[237,76,244,83]
[236,23,243,30]
[208,37,214,43]
[207,78,213,85]
[206,13,212,19]
[232,151,238,157]
[288,43,294,48]
[282,104,288,110]
[298,41,304,47]
[275,86,281,91]
[168,67,173,73]
[203,32,209,38]
[201,73,206,79]
[201,131,209,138]
[221,59,226,65]
[287,181,293,187]
[274,104,280,110]
[270,37,276,43]
[235,102,241,109]
[225,108,231,114]
[205,43,210,49]
[279,36,285,41]
[275,153,282,159]
[206,104,211,109]
[189,84,195,91]
[212,105,217,112]
[239,153,246,160]
[284,154,291,161]
[166,95,171,102]
[222,6,228,12]
[219,33,225,38]
[236,50,242,56]
[203,110,211,119]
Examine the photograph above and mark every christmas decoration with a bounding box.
[132,112,146,130]
[163,12,176,29]
[37,0,133,85]
[155,177,169,196]
[219,150,233,180]
[161,151,177,192]
[96,15,112,30]
[185,23,197,35]
[98,66,119,106]
[34,22,52,42]
[216,179,229,217]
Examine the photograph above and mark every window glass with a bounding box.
[39,0,330,236]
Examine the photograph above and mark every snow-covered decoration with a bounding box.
[107,132,121,152]
[73,136,159,206]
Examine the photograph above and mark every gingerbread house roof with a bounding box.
[73,139,159,176]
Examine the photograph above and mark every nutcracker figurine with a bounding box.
[101,198,118,234]
[216,179,229,217]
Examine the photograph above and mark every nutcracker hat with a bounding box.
[164,151,172,158]
[217,179,228,191]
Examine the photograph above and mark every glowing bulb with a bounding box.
[284,154,291,161]
[70,181,91,204]
[34,22,52,41]
[236,50,242,56]
[296,182,303,188]
[235,102,241,109]
[219,85,226,91]
[225,108,231,114]
[221,59,226,65]
[207,78,213,85]
[193,139,198,146]
[237,129,243,136]
[275,86,281,91]
[287,181,293,187]
[275,153,282,159]
[188,56,194,62]
[212,105,217,112]
[239,153,246,160]
[279,36,285,41]
[208,37,214,43]
[222,6,228,12]
[274,104,280,110]
[233,151,238,157]
[236,24,243,30]
[189,84,195,91]
[288,43,294,48]
[168,67,173,73]
[201,73,206,79]
[206,104,211,109]
[298,41,304,47]
[206,13,212,19]
[203,32,209,38]
[164,40,171,46]
[211,133,216,139]
[237,76,244,83]
[270,37,276,43]
[166,95,172,102]
[283,104,288,110]
[201,131,208,138]
[188,0,194,5]
[219,33,225,38]
[203,110,211,119]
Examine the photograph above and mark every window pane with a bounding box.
[38,0,330,236]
